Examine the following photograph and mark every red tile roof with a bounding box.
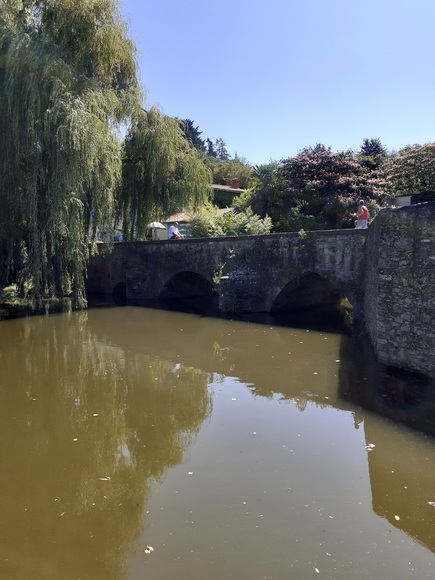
[164,207,233,223]
[164,212,191,223]
[212,183,245,193]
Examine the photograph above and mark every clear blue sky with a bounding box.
[121,0,435,165]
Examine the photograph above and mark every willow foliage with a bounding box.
[120,107,212,241]
[0,0,140,307]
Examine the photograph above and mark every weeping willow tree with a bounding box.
[119,106,212,241]
[1,1,213,307]
[0,0,140,307]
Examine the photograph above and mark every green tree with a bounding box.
[207,158,253,191]
[358,138,388,170]
[252,163,278,186]
[225,208,272,236]
[214,138,230,161]
[178,118,206,153]
[0,0,140,307]
[0,0,212,307]
[360,138,388,158]
[206,138,217,157]
[246,162,281,222]
[120,107,212,240]
[189,202,272,238]
[188,202,225,238]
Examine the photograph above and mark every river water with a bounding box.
[0,305,435,580]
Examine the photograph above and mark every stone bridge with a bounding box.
[86,228,367,316]
[86,203,435,379]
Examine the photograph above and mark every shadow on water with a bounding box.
[338,329,435,554]
[338,326,435,438]
[229,304,352,335]
[91,294,352,335]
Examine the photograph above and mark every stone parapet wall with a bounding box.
[364,202,435,378]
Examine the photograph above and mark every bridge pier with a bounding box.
[218,269,269,313]
[364,202,435,379]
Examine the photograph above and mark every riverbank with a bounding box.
[0,290,70,320]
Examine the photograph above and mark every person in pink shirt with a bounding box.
[354,200,369,229]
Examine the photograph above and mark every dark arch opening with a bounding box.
[270,272,351,333]
[112,282,127,305]
[160,272,217,299]
[158,271,219,315]
[272,272,341,312]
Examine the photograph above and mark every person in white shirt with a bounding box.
[168,222,183,239]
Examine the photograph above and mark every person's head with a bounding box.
[174,222,178,227]
[358,200,364,206]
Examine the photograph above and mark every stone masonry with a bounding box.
[364,202,435,378]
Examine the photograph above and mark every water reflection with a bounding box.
[0,307,435,579]
[335,332,435,555]
[364,420,435,553]
[86,306,347,409]
[0,312,212,579]
[339,330,435,437]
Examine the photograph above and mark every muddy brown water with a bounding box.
[0,305,434,580]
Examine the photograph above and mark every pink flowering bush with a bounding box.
[275,145,391,230]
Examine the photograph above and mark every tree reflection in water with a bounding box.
[0,312,212,579]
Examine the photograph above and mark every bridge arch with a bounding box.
[159,271,217,300]
[270,271,343,313]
